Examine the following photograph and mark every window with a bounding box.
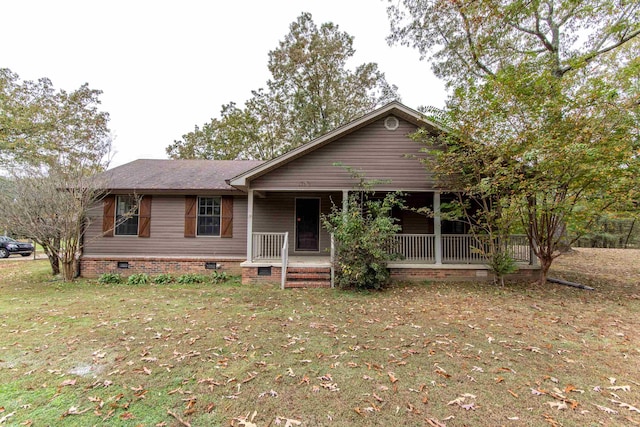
[197,197,221,236]
[115,195,139,235]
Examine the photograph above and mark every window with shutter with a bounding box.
[102,195,115,237]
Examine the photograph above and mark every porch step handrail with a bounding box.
[281,232,288,290]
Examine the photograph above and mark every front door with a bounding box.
[295,198,320,251]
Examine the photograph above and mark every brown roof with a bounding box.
[101,159,264,193]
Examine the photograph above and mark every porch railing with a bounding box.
[252,232,287,260]
[442,234,532,264]
[505,234,532,263]
[390,234,436,262]
[252,232,532,265]
[442,234,488,264]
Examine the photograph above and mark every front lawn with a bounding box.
[0,249,638,426]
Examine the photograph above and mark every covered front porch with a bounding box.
[241,190,537,288]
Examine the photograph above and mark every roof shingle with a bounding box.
[101,159,264,192]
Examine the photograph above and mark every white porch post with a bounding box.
[246,189,254,262]
[342,189,349,214]
[434,191,442,265]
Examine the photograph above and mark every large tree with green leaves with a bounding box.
[167,12,399,160]
[1,68,111,169]
[0,69,112,279]
[389,0,640,284]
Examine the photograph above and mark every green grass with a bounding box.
[0,250,639,426]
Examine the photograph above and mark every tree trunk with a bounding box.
[538,256,552,285]
[47,252,60,276]
[62,260,76,281]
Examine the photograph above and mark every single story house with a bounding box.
[81,102,538,287]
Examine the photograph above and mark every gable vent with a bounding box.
[384,116,399,131]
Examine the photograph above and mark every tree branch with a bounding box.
[457,7,495,77]
[560,28,640,75]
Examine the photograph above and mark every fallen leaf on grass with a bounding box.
[320,382,340,392]
[546,401,568,410]
[448,397,465,406]
[275,417,302,426]
[388,372,398,383]
[258,389,279,398]
[61,406,90,417]
[610,399,640,413]
[542,414,561,427]
[233,411,257,427]
[59,379,77,387]
[593,404,618,414]
[608,385,631,392]
[0,412,15,424]
[425,418,446,427]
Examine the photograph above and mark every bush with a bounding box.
[127,273,149,285]
[209,270,229,284]
[488,250,517,286]
[322,189,403,290]
[152,274,174,285]
[97,273,122,284]
[176,273,207,284]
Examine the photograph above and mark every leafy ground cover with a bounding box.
[1,248,638,426]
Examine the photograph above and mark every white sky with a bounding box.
[2,0,446,168]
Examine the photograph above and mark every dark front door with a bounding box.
[295,198,320,251]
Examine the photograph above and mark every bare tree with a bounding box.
[0,164,111,280]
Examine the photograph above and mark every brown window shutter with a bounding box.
[102,195,115,237]
[138,196,152,238]
[184,196,197,238]
[221,195,233,238]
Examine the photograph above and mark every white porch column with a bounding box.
[246,189,254,262]
[342,189,349,214]
[434,191,442,265]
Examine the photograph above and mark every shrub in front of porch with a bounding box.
[323,191,403,290]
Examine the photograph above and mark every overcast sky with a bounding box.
[3,0,446,168]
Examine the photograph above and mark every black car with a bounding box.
[0,236,34,258]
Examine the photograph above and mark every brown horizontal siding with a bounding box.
[251,117,437,191]
[83,195,248,257]
[253,192,342,255]
[400,192,434,234]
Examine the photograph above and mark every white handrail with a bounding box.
[281,232,288,290]
[330,233,335,288]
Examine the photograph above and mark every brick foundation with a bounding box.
[241,266,283,285]
[389,266,538,282]
[242,264,540,286]
[80,256,243,278]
